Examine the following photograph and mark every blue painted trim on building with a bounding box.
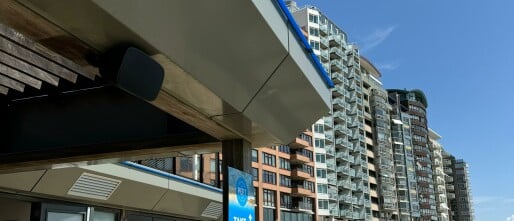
[275,0,334,88]
[120,161,223,193]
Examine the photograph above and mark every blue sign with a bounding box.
[228,167,255,221]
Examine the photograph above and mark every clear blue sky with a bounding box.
[295,1,514,220]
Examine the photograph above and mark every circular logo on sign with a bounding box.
[236,177,248,206]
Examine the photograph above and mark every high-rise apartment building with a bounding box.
[387,89,437,221]
[285,2,474,221]
[251,132,318,221]
[443,152,474,221]
[389,92,422,221]
[428,129,450,221]
[360,57,398,220]
[287,2,371,220]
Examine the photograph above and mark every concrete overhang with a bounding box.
[15,0,331,146]
[0,163,223,220]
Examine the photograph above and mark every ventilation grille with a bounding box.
[201,201,222,219]
[68,172,121,200]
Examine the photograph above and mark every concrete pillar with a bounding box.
[222,139,252,221]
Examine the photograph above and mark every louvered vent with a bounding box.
[201,201,222,219]
[68,172,121,200]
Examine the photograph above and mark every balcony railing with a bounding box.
[329,47,343,58]
[319,24,328,36]
[320,38,329,49]
[338,180,352,189]
[291,202,313,211]
[337,166,350,175]
[330,59,343,72]
[329,34,342,47]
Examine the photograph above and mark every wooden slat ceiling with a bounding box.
[0,0,101,99]
[0,22,99,98]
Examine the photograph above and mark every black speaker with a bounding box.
[99,46,164,101]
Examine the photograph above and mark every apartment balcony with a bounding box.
[334,125,348,136]
[329,34,342,47]
[292,186,313,197]
[325,134,334,142]
[382,203,398,211]
[292,202,314,212]
[338,194,352,203]
[337,165,350,176]
[326,147,335,156]
[348,156,355,164]
[320,38,329,49]
[289,137,310,148]
[380,176,395,184]
[333,111,347,123]
[320,24,328,36]
[333,97,345,110]
[355,72,362,81]
[328,189,338,200]
[331,72,344,84]
[291,169,311,180]
[336,152,349,162]
[347,107,358,116]
[326,157,336,165]
[329,47,343,59]
[338,180,352,189]
[290,153,311,164]
[340,210,353,219]
[326,162,336,171]
[330,60,343,72]
[327,174,337,184]
[445,176,453,183]
[357,97,363,105]
[347,82,357,91]
[446,184,454,191]
[350,169,356,177]
[330,209,339,216]
[332,85,344,97]
[324,117,334,129]
[320,50,329,62]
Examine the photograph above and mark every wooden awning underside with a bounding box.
[0,0,100,100]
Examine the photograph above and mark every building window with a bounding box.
[305,165,315,177]
[280,175,291,187]
[262,170,276,184]
[317,184,328,194]
[314,123,324,133]
[280,194,292,209]
[278,145,290,154]
[263,208,275,221]
[299,133,313,146]
[252,168,259,181]
[316,169,327,178]
[309,40,320,50]
[262,152,276,166]
[263,189,276,207]
[318,199,329,210]
[309,27,319,37]
[179,157,192,171]
[308,14,319,24]
[210,159,216,172]
[252,149,258,162]
[279,158,291,170]
[314,138,325,148]
[315,153,326,163]
[297,149,314,161]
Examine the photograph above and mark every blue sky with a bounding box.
[295,1,514,220]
